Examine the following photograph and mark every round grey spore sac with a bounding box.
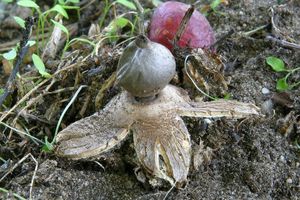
[116,35,176,98]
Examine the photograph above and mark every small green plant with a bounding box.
[210,0,227,11]
[2,48,17,61]
[32,54,51,78]
[64,38,96,54]
[99,0,137,31]
[266,56,300,91]
[42,85,87,152]
[0,89,4,95]
[0,86,85,153]
[116,0,136,10]
[201,0,228,15]
[17,0,79,54]
[0,41,47,79]
[13,16,26,29]
[104,17,135,39]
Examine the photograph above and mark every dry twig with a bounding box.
[265,35,300,50]
[172,4,195,48]
[0,17,34,106]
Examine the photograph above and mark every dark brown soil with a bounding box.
[1,0,300,199]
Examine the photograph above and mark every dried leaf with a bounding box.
[88,23,101,37]
[42,19,63,60]
[185,49,228,97]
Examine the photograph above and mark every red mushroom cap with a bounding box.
[148,1,215,50]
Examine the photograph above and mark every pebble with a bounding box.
[261,99,273,116]
[262,87,270,94]
[279,155,286,162]
[204,118,212,124]
[286,178,293,184]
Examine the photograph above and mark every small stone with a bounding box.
[279,155,286,162]
[261,99,273,116]
[262,87,270,94]
[286,178,293,184]
[204,118,212,124]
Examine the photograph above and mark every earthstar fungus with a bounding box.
[56,82,260,188]
[55,1,260,188]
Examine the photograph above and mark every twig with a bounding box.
[0,121,44,144]
[80,0,96,10]
[95,72,116,109]
[163,182,177,200]
[172,4,195,49]
[265,35,300,50]
[240,24,269,37]
[29,155,38,200]
[270,7,294,42]
[0,17,34,106]
[0,61,85,123]
[0,29,51,53]
[93,161,105,171]
[0,153,38,200]
[212,29,234,48]
[0,79,49,122]
[0,188,27,200]
[270,7,282,36]
[44,87,77,95]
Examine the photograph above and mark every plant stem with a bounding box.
[0,188,26,200]
[0,121,45,145]
[99,0,110,30]
[133,0,145,35]
[0,17,34,107]
[51,85,87,145]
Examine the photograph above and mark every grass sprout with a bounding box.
[266,56,300,91]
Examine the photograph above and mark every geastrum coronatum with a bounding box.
[55,32,260,188]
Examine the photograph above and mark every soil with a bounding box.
[1,0,300,199]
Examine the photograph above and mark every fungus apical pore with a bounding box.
[148,1,215,50]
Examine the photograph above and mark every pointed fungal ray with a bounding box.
[176,100,261,119]
[148,85,260,119]
[55,92,135,159]
[132,113,191,188]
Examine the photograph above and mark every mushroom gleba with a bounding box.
[55,35,260,188]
